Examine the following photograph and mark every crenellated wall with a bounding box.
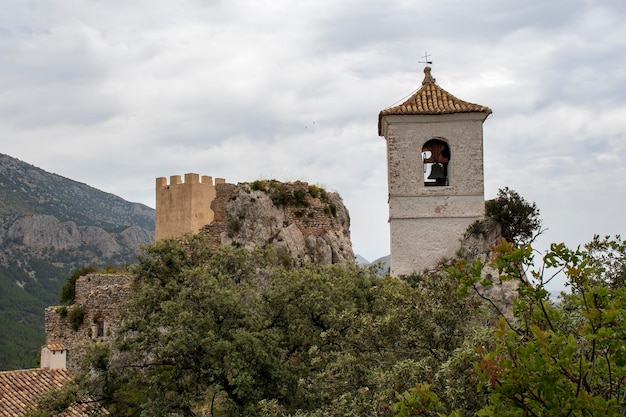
[155,173,226,241]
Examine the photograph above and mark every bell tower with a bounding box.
[378,66,491,276]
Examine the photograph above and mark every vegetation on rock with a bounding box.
[485,187,541,245]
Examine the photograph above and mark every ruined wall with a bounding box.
[155,173,225,241]
[45,273,131,373]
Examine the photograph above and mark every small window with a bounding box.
[93,312,105,339]
[422,139,450,186]
[96,320,105,338]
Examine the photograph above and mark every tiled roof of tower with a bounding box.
[0,368,109,416]
[378,67,492,135]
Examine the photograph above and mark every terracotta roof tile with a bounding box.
[44,342,67,352]
[378,67,491,135]
[0,368,108,416]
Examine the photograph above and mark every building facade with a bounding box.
[379,67,491,276]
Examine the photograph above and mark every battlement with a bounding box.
[155,173,226,241]
[156,173,226,188]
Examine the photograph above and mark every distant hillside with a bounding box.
[0,153,155,370]
[355,254,390,276]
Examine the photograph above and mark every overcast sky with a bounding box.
[2,0,626,289]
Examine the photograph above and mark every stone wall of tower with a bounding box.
[44,274,131,373]
[155,173,225,241]
[382,112,487,276]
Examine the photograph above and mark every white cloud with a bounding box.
[2,0,626,264]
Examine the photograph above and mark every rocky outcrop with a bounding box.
[2,214,152,257]
[201,181,354,264]
[460,218,518,317]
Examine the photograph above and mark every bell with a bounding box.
[427,162,446,180]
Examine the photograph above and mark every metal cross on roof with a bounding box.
[419,51,433,65]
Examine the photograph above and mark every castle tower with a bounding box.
[155,173,225,241]
[378,66,491,276]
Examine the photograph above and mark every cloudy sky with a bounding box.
[2,0,625,287]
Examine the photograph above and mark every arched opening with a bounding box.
[93,312,105,339]
[422,139,450,186]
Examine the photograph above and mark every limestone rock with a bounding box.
[203,181,354,264]
[460,218,518,317]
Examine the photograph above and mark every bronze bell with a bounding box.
[428,162,446,180]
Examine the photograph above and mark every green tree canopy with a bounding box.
[37,234,492,417]
[402,235,626,417]
[485,187,541,245]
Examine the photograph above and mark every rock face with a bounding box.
[459,218,518,317]
[2,215,152,258]
[201,181,354,264]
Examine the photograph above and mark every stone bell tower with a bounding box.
[378,66,491,276]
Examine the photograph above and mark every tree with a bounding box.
[485,187,542,245]
[33,233,492,416]
[418,236,626,416]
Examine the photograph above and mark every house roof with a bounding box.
[378,66,492,135]
[0,368,108,416]
[43,342,67,352]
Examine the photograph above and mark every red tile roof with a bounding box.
[378,67,492,135]
[43,342,66,352]
[0,368,108,416]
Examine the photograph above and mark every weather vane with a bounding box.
[419,51,433,65]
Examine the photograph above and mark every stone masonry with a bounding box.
[45,274,131,373]
[155,173,226,241]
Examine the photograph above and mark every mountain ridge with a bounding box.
[0,153,155,370]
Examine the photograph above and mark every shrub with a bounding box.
[324,203,337,217]
[56,306,67,318]
[60,266,97,304]
[228,220,241,237]
[251,180,266,191]
[485,187,541,245]
[293,189,309,207]
[68,305,85,331]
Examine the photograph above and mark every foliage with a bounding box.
[439,236,626,416]
[25,381,80,417]
[56,305,68,318]
[0,261,68,370]
[580,234,626,289]
[60,266,97,304]
[68,305,86,331]
[394,383,445,417]
[308,184,327,200]
[485,187,541,245]
[34,190,626,417]
[37,234,491,417]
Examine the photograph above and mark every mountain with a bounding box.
[354,254,370,265]
[355,254,390,276]
[0,153,155,370]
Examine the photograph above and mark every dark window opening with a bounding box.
[422,139,450,186]
[96,320,105,338]
[93,312,105,339]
